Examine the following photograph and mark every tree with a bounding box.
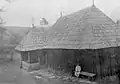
[0,6,5,25]
[0,6,7,48]
[0,0,17,24]
[0,0,17,60]
[9,33,22,46]
[0,0,17,45]
[0,27,6,48]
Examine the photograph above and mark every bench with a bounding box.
[79,71,96,81]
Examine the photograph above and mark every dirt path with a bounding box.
[0,53,37,84]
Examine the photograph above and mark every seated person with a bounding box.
[74,64,81,77]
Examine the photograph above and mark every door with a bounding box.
[40,52,47,65]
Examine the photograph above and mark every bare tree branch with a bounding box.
[5,0,12,3]
[0,16,5,25]
[0,0,17,25]
[5,0,17,3]
[0,6,6,12]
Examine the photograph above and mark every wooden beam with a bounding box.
[20,51,23,68]
[28,52,30,63]
[45,52,48,66]
[95,50,101,77]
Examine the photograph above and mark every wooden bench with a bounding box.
[79,71,96,81]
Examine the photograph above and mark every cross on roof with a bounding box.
[32,17,35,28]
[60,8,63,17]
[92,0,95,6]
[60,11,63,17]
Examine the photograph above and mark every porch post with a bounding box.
[28,52,31,63]
[39,50,42,65]
[45,53,48,67]
[20,52,23,68]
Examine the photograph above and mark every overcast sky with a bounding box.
[0,0,120,27]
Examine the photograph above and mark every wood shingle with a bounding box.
[15,27,48,51]
[45,5,120,49]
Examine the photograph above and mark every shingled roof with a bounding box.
[45,5,120,49]
[15,27,48,51]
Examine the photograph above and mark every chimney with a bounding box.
[117,20,120,24]
[116,20,120,28]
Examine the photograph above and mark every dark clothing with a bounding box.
[117,69,120,78]
[116,69,120,84]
